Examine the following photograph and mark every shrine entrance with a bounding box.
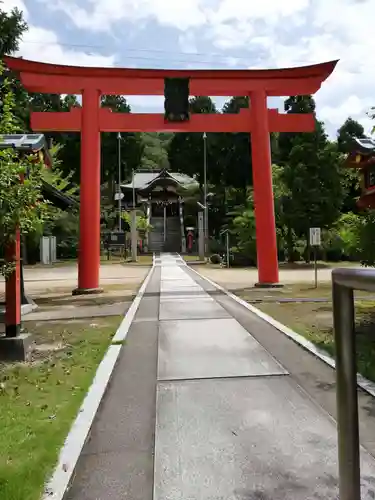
[5,56,337,291]
[152,203,179,218]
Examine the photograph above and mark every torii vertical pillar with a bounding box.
[73,88,102,295]
[250,90,280,286]
[5,229,21,336]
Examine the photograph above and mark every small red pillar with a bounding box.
[250,90,279,285]
[75,87,102,294]
[5,229,21,336]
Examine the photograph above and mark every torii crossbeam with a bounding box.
[5,56,338,291]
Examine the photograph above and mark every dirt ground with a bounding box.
[22,283,138,323]
[194,265,360,292]
[0,265,150,330]
[0,264,150,295]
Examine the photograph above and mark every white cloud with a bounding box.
[40,0,309,35]
[179,31,198,54]
[3,0,115,67]
[20,0,375,134]
[320,95,373,130]
[42,0,208,32]
[125,95,164,111]
[248,1,375,135]
[210,0,308,25]
[18,25,116,67]
[224,56,239,68]
[2,0,28,17]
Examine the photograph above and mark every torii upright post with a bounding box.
[74,88,102,294]
[250,90,278,285]
[4,56,337,289]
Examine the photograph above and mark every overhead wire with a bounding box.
[21,40,252,67]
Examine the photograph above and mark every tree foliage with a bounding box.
[337,117,365,154]
[0,63,49,276]
[230,204,256,262]
[141,132,172,170]
[121,211,152,233]
[168,96,218,184]
[0,3,27,56]
[275,96,345,260]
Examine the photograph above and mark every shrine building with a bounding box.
[346,137,375,209]
[120,169,198,253]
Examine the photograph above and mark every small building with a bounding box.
[121,169,198,253]
[0,134,77,210]
[346,137,375,209]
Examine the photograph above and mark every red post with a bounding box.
[250,90,279,286]
[5,229,21,336]
[75,87,102,294]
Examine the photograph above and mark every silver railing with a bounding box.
[332,267,375,500]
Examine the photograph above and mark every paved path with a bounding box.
[66,254,375,500]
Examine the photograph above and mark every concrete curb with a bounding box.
[188,266,375,400]
[112,265,154,342]
[42,264,155,500]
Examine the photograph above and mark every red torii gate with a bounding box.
[5,56,337,291]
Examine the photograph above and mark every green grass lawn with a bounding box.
[0,315,121,500]
[238,282,375,302]
[245,292,375,382]
[279,260,361,270]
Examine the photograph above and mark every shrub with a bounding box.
[210,254,222,265]
[229,250,256,267]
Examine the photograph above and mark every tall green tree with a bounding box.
[337,117,366,154]
[27,93,82,182]
[218,96,252,196]
[141,132,172,170]
[337,117,365,213]
[0,2,27,56]
[277,95,316,165]
[168,96,218,184]
[101,95,144,186]
[0,2,29,129]
[281,118,344,260]
[0,63,49,275]
[222,96,249,114]
[276,95,346,260]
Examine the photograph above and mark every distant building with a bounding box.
[121,169,198,253]
[346,137,375,209]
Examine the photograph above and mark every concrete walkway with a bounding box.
[67,254,375,500]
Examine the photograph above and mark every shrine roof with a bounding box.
[345,137,375,169]
[121,170,197,190]
[350,137,375,155]
[0,133,77,209]
[0,133,50,154]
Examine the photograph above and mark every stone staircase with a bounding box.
[165,217,181,252]
[149,217,181,253]
[149,217,164,253]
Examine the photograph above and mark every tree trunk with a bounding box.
[305,230,311,264]
[21,234,28,265]
[287,224,294,263]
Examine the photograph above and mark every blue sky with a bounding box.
[5,0,375,137]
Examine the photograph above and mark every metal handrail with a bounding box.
[332,267,375,500]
